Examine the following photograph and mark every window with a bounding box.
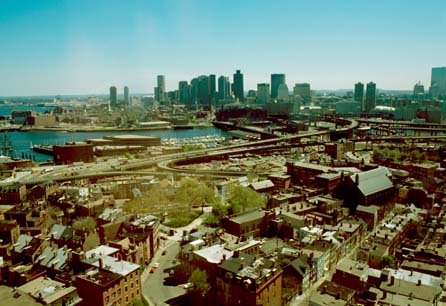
[125,286,128,292]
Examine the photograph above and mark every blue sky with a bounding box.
[0,0,445,96]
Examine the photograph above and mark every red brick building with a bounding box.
[217,253,283,306]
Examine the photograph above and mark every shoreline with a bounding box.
[3,124,214,133]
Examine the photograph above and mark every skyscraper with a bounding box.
[198,75,211,105]
[257,83,270,105]
[156,75,166,101]
[233,70,244,101]
[430,67,446,97]
[364,82,376,113]
[178,81,191,105]
[277,83,289,101]
[124,86,129,105]
[354,82,364,104]
[293,83,311,104]
[271,74,286,99]
[218,76,228,100]
[110,86,117,107]
[209,74,216,101]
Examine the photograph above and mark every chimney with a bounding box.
[417,279,421,286]
[355,174,359,186]
[390,276,395,286]
[381,290,387,300]
[99,257,103,270]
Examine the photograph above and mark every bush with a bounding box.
[203,215,220,227]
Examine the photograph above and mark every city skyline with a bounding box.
[1,0,445,96]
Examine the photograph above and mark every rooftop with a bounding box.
[350,166,393,196]
[229,209,265,224]
[379,276,440,302]
[17,276,78,305]
[87,255,139,276]
[85,245,119,258]
[0,285,41,306]
[193,244,234,264]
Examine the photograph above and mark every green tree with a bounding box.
[123,184,173,214]
[410,150,421,161]
[211,201,229,219]
[175,178,216,209]
[188,268,211,297]
[130,298,146,306]
[382,255,396,269]
[226,183,266,214]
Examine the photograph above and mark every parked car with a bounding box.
[150,262,160,273]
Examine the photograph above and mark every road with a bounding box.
[142,239,186,306]
[1,125,338,186]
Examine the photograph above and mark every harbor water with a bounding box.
[0,105,226,161]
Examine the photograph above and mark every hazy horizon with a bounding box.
[1,0,445,96]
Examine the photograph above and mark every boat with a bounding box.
[31,145,54,155]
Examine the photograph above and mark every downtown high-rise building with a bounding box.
[257,83,270,105]
[109,86,117,107]
[271,74,286,99]
[178,81,191,105]
[277,83,289,101]
[209,74,216,101]
[124,86,129,105]
[155,75,166,101]
[218,76,230,100]
[293,83,311,104]
[198,75,211,105]
[364,82,376,113]
[233,70,244,101]
[354,82,364,104]
[430,67,446,97]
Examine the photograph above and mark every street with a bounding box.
[142,239,186,306]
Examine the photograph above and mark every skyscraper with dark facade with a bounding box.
[257,83,270,105]
[198,75,211,105]
[233,70,244,101]
[155,75,166,102]
[124,86,129,105]
[430,67,446,97]
[293,83,311,104]
[109,86,117,107]
[354,82,364,104]
[271,74,286,99]
[364,82,376,113]
[218,76,229,100]
[209,74,216,101]
[179,81,191,105]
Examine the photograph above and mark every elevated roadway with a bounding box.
[1,119,358,186]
